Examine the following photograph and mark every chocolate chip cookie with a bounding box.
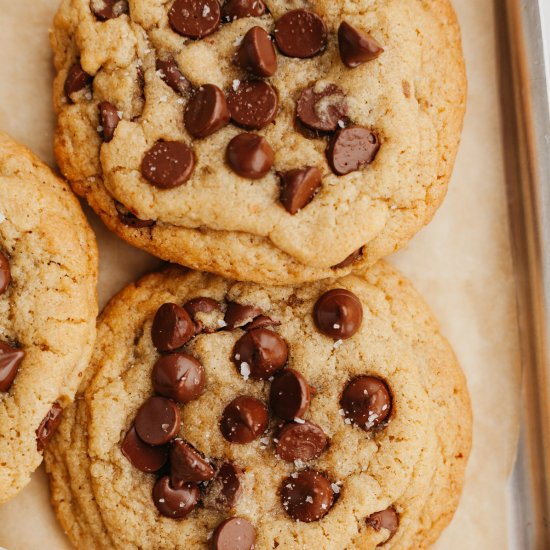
[0,133,98,503]
[51,0,466,284]
[45,263,471,548]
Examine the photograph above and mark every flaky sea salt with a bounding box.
[331,483,341,494]
[333,339,343,349]
[232,79,241,91]
[240,362,251,379]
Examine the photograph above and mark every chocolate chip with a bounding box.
[224,302,262,331]
[91,0,128,20]
[115,201,155,228]
[331,248,363,270]
[121,426,169,473]
[269,368,311,420]
[366,506,399,540]
[234,26,277,78]
[135,396,181,446]
[279,166,321,215]
[0,342,24,392]
[296,84,348,132]
[170,440,215,486]
[156,57,191,95]
[151,303,195,352]
[204,462,244,510]
[152,353,205,404]
[0,252,11,295]
[152,475,200,518]
[274,10,327,59]
[227,133,274,179]
[340,376,392,431]
[313,289,363,340]
[275,421,327,462]
[141,141,195,189]
[184,297,221,318]
[245,315,280,331]
[185,85,230,138]
[211,517,257,550]
[169,0,221,39]
[338,21,384,68]
[281,470,334,522]
[220,396,268,444]
[36,403,63,451]
[64,63,93,101]
[233,328,288,380]
[326,127,380,176]
[98,101,120,142]
[222,0,266,21]
[227,80,278,130]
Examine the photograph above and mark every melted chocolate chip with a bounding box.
[224,302,263,330]
[211,517,257,550]
[234,26,277,78]
[0,252,11,295]
[245,315,280,331]
[296,84,348,132]
[170,440,215,486]
[36,403,63,451]
[0,342,24,392]
[227,133,274,179]
[331,248,363,270]
[338,22,384,68]
[141,141,195,189]
[121,426,169,473]
[185,85,230,138]
[152,353,205,403]
[326,127,380,176]
[98,101,120,142]
[220,396,269,444]
[64,63,93,101]
[156,57,191,95]
[279,166,322,215]
[184,297,221,318]
[135,396,181,446]
[269,368,311,420]
[204,462,244,510]
[152,476,200,518]
[276,421,328,462]
[169,0,221,39]
[313,289,363,340]
[151,303,195,352]
[227,81,278,130]
[366,506,399,540]
[115,201,155,228]
[233,328,288,380]
[222,0,266,21]
[281,470,334,522]
[91,0,128,20]
[274,10,327,59]
[340,376,392,431]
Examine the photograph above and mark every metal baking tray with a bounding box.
[498,1,550,548]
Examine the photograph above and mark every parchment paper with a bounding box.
[0,1,520,548]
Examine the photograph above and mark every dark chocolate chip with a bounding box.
[269,368,311,420]
[366,506,399,541]
[141,141,195,189]
[152,475,200,518]
[233,328,288,380]
[222,0,266,21]
[114,201,155,228]
[36,403,63,451]
[281,470,334,522]
[245,315,280,331]
[121,426,168,473]
[234,26,277,78]
[274,9,327,59]
[204,462,244,510]
[340,376,391,431]
[227,133,274,179]
[151,303,195,352]
[326,127,380,176]
[184,297,221,318]
[338,21,384,68]
[135,396,181,446]
[296,84,348,132]
[156,57,191,95]
[313,289,363,340]
[185,85,230,138]
[98,101,120,142]
[220,396,268,444]
[152,353,205,403]
[331,248,363,270]
[169,0,221,39]
[91,0,128,20]
[0,342,24,392]
[211,517,257,550]
[275,421,328,462]
[279,166,322,215]
[224,302,262,331]
[64,63,93,101]
[170,440,215,486]
[0,252,11,295]
[227,80,278,130]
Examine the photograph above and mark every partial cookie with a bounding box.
[51,0,466,284]
[45,263,471,549]
[0,133,98,503]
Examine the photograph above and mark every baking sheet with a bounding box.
[0,0,520,548]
